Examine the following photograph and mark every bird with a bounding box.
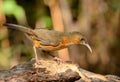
[4,23,92,64]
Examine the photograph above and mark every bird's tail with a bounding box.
[3,23,33,34]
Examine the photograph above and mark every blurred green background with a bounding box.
[0,0,120,76]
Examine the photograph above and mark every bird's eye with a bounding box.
[80,38,85,41]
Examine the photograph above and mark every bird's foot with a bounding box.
[31,58,42,68]
[36,60,42,65]
[33,60,42,69]
[53,57,64,65]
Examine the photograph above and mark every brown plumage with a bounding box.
[4,23,92,64]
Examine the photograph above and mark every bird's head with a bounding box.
[70,32,92,53]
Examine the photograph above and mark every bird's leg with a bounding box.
[33,46,41,64]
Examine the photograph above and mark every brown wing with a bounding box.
[4,23,63,46]
[33,29,63,46]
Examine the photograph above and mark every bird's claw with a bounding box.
[53,57,64,65]
[31,58,42,66]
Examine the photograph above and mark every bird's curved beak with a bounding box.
[82,42,92,53]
